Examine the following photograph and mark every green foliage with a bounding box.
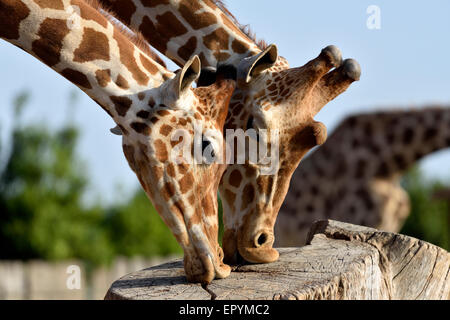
[0,90,181,267]
[401,167,449,250]
[104,190,182,258]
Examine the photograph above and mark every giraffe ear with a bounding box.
[175,55,201,97]
[237,44,278,84]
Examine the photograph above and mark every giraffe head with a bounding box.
[120,56,236,283]
[219,44,361,264]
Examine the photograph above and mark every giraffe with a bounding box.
[275,107,450,246]
[0,0,237,284]
[98,0,361,264]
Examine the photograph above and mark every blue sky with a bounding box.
[0,0,449,204]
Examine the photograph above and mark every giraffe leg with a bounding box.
[312,58,361,112]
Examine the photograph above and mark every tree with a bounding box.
[401,167,449,250]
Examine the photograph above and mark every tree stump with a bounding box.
[105,220,449,300]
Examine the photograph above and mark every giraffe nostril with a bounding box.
[257,233,268,247]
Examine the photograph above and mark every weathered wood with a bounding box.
[105,220,450,300]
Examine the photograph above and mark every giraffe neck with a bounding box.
[276,107,450,246]
[98,0,261,68]
[0,0,172,125]
[304,107,450,181]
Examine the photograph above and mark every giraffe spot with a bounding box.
[376,162,390,177]
[393,154,408,171]
[177,37,197,62]
[223,189,236,210]
[113,28,149,86]
[161,181,176,201]
[157,110,171,116]
[33,0,64,9]
[354,159,367,178]
[154,139,168,161]
[152,165,163,181]
[232,39,250,54]
[150,117,159,124]
[32,18,70,67]
[241,184,255,211]
[159,124,173,136]
[115,75,130,89]
[72,0,108,28]
[167,163,176,178]
[178,118,187,126]
[140,54,159,75]
[201,194,216,217]
[140,12,187,54]
[95,69,111,87]
[141,0,170,7]
[229,169,242,188]
[138,93,145,100]
[136,110,150,119]
[130,122,151,135]
[0,0,30,40]
[110,96,133,116]
[61,68,92,89]
[170,116,177,123]
[355,188,375,211]
[179,2,217,30]
[178,163,189,175]
[106,0,136,25]
[244,165,257,178]
[203,28,230,54]
[194,112,202,120]
[179,172,194,194]
[424,128,438,140]
[402,127,414,144]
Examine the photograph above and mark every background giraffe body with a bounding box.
[100,0,361,264]
[276,107,450,246]
[0,0,236,284]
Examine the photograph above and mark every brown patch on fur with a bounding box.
[139,13,187,54]
[157,110,171,117]
[73,28,110,63]
[210,0,267,50]
[229,169,242,188]
[177,37,197,62]
[101,0,136,25]
[203,27,229,54]
[110,96,132,116]
[179,1,217,30]
[61,68,92,89]
[32,18,70,67]
[241,183,255,210]
[140,53,159,75]
[115,74,130,89]
[154,139,169,161]
[179,172,194,194]
[113,27,149,85]
[72,0,108,28]
[136,110,150,118]
[161,181,176,201]
[0,0,30,40]
[167,163,176,177]
[33,0,64,9]
[95,69,111,87]
[159,124,173,137]
[223,189,236,210]
[130,122,151,135]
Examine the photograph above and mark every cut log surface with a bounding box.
[105,220,450,300]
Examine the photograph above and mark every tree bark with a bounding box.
[105,220,449,300]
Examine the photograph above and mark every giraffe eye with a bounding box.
[202,139,215,159]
